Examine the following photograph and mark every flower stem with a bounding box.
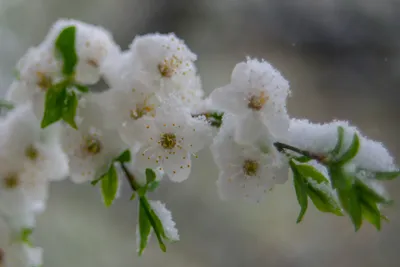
[119,163,167,251]
[274,142,326,162]
[120,163,141,191]
[0,99,15,110]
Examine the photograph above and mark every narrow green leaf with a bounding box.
[62,90,78,129]
[294,156,311,163]
[339,189,362,231]
[290,161,308,223]
[138,203,152,256]
[296,164,329,184]
[41,85,66,128]
[375,171,400,180]
[306,183,343,216]
[360,195,381,230]
[145,169,157,184]
[331,126,345,157]
[147,181,160,192]
[328,166,353,190]
[355,178,391,204]
[130,192,136,200]
[139,197,167,252]
[101,164,119,207]
[335,133,360,165]
[115,150,131,163]
[55,26,78,76]
[75,84,89,93]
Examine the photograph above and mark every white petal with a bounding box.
[163,150,191,182]
[209,85,248,114]
[234,115,264,145]
[135,146,162,171]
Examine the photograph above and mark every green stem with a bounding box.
[120,163,167,251]
[274,142,326,162]
[0,99,15,110]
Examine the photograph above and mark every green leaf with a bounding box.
[75,84,89,93]
[139,197,167,252]
[375,171,400,180]
[62,90,78,129]
[115,150,131,163]
[360,195,381,230]
[355,178,391,205]
[41,85,66,128]
[101,164,119,207]
[306,183,343,216]
[147,181,160,192]
[294,156,311,163]
[20,228,33,245]
[335,133,360,165]
[145,169,157,184]
[290,161,308,223]
[339,189,362,231]
[138,203,152,256]
[130,192,136,200]
[0,99,15,110]
[296,164,329,184]
[331,126,345,157]
[55,26,78,76]
[328,166,353,190]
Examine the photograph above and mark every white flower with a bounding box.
[102,33,203,108]
[7,46,63,117]
[0,105,69,203]
[62,96,126,183]
[98,84,160,135]
[3,243,42,267]
[42,19,120,84]
[133,99,212,182]
[210,57,290,144]
[130,33,196,88]
[211,115,288,203]
[149,200,179,241]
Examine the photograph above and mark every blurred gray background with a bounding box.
[1,0,400,266]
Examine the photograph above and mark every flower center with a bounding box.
[84,136,102,155]
[130,105,155,120]
[158,56,181,78]
[243,159,259,177]
[160,133,177,150]
[36,72,52,91]
[25,145,39,161]
[3,173,20,189]
[248,92,268,111]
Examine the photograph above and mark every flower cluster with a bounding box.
[0,19,398,265]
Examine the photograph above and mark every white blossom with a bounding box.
[149,200,179,241]
[41,19,120,84]
[211,115,288,203]
[3,243,42,267]
[102,33,203,107]
[132,98,212,182]
[0,105,69,204]
[210,57,290,144]
[62,95,126,183]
